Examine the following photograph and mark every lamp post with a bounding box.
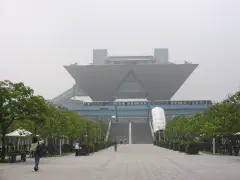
[163,129,166,141]
[115,104,118,123]
[100,111,103,140]
[84,116,87,126]
[213,136,216,155]
[147,104,151,122]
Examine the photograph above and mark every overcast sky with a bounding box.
[0,0,239,102]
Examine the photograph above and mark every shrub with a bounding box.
[62,144,72,153]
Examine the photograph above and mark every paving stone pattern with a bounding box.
[1,144,240,180]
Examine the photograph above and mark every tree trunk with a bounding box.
[1,129,6,160]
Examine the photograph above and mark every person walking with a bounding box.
[233,141,239,156]
[113,139,118,152]
[30,137,44,171]
[75,141,80,156]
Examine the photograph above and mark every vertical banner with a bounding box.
[151,107,166,132]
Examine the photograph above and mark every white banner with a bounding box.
[151,107,166,132]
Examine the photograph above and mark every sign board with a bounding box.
[100,108,108,110]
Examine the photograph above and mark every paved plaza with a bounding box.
[1,144,240,180]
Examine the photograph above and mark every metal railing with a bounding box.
[84,100,212,106]
[105,119,112,142]
[149,119,155,140]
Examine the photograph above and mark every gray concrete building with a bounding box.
[53,48,197,103]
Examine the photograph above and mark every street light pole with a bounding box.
[100,111,102,141]
[147,104,150,122]
[164,130,166,141]
[115,104,118,123]
[158,126,161,141]
[85,116,87,125]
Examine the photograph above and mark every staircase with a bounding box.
[110,122,129,142]
[131,122,153,144]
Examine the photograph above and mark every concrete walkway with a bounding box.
[1,144,240,180]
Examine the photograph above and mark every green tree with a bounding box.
[175,116,188,140]
[164,91,240,141]
[184,114,203,140]
[165,119,178,139]
[0,80,34,159]
[224,91,240,104]
[26,95,49,134]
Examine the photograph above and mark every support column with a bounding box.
[129,122,132,144]
[159,130,161,141]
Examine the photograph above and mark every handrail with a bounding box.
[105,119,112,142]
[149,119,155,140]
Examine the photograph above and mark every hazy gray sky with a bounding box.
[1,0,239,102]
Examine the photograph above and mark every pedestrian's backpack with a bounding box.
[36,141,44,157]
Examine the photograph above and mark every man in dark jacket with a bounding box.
[113,139,117,152]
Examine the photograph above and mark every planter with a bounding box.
[186,144,199,154]
[10,153,18,163]
[160,142,165,147]
[161,142,166,148]
[47,144,58,156]
[173,143,180,151]
[99,143,105,150]
[62,144,72,154]
[107,142,112,148]
[78,144,89,155]
[179,144,186,152]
